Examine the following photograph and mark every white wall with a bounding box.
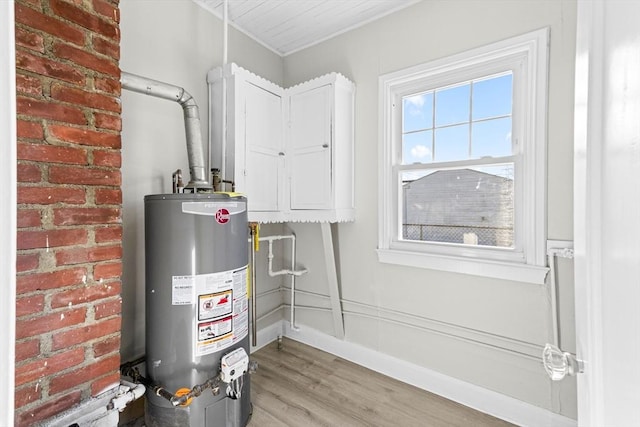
[119,0,284,361]
[283,0,578,418]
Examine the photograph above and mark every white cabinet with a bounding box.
[207,64,355,223]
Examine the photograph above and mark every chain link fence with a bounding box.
[402,224,513,247]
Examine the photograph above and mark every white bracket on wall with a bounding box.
[321,223,345,340]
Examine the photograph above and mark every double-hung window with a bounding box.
[378,29,549,284]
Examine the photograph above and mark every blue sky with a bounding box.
[402,73,513,165]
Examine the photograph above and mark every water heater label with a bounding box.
[188,265,249,357]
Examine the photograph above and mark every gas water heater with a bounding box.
[144,193,251,427]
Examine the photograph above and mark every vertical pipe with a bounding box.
[290,235,298,330]
[547,253,560,347]
[250,226,257,347]
[220,0,228,181]
[223,0,228,65]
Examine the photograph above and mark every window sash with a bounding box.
[378,28,549,283]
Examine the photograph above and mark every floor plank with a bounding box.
[249,338,514,427]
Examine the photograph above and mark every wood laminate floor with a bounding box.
[249,338,514,427]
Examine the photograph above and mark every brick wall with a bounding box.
[14,0,122,424]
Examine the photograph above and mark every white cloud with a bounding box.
[410,144,431,159]
[404,94,426,108]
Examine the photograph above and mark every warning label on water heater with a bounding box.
[171,266,249,357]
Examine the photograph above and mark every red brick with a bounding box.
[17,209,42,228]
[53,207,121,226]
[51,281,121,308]
[16,267,87,293]
[16,307,87,340]
[21,0,42,8]
[94,297,121,320]
[91,371,120,396]
[16,49,85,85]
[15,383,42,409]
[17,97,87,125]
[51,0,119,40]
[16,295,44,317]
[49,165,121,186]
[18,186,86,205]
[94,112,121,131]
[95,188,121,205]
[15,27,44,52]
[15,339,40,362]
[93,335,120,358]
[94,262,121,281]
[48,124,121,148]
[92,36,119,60]
[16,73,43,96]
[56,245,122,266]
[49,354,119,395]
[17,120,44,139]
[17,163,42,183]
[16,253,39,272]
[50,84,121,113]
[16,391,82,426]
[53,41,120,77]
[95,225,121,242]
[15,3,85,46]
[52,316,120,350]
[17,228,88,250]
[92,150,121,167]
[92,0,119,22]
[94,77,120,95]
[17,142,88,165]
[15,348,84,386]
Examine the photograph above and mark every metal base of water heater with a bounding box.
[144,193,251,427]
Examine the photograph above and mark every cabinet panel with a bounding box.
[244,82,283,212]
[289,84,332,209]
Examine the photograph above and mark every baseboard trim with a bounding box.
[250,320,284,353]
[280,322,576,427]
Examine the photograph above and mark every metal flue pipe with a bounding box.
[121,72,211,190]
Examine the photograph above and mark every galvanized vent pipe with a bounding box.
[121,71,211,190]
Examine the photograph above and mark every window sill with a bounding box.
[377,248,549,284]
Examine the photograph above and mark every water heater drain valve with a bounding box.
[221,347,249,383]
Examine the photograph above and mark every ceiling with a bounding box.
[193,0,421,56]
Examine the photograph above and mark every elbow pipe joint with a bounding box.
[121,71,211,190]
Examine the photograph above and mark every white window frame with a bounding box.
[378,28,549,284]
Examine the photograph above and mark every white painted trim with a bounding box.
[377,248,549,284]
[0,1,16,425]
[573,1,603,425]
[282,323,576,427]
[378,28,549,281]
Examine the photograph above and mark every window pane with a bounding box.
[472,117,512,158]
[472,73,512,120]
[435,83,470,126]
[401,165,514,247]
[402,130,432,164]
[403,93,433,132]
[434,124,469,161]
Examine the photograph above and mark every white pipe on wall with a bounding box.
[254,234,307,331]
[546,241,574,349]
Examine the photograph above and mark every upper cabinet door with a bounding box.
[244,82,284,212]
[289,84,333,210]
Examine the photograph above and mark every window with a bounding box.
[378,29,549,284]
